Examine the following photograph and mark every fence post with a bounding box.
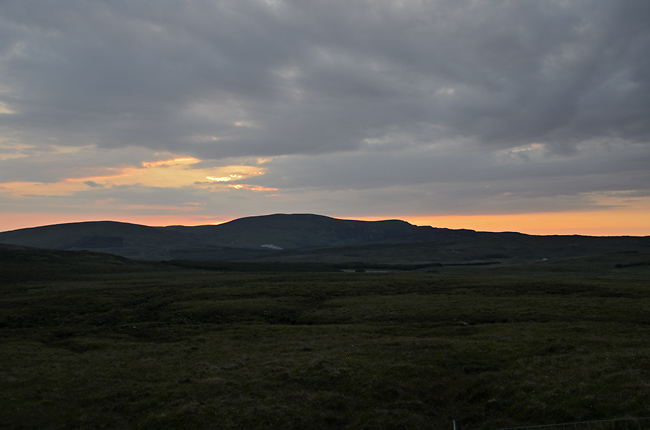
[453,418,462,430]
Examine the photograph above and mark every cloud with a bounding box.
[2,0,648,157]
[0,151,269,197]
[0,0,649,230]
[83,181,104,188]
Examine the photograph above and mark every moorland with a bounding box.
[2,240,650,429]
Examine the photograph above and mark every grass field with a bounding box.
[2,260,650,429]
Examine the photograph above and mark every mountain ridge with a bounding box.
[0,213,648,262]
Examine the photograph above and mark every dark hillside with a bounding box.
[1,214,649,264]
[0,214,477,260]
[236,233,650,267]
[162,213,458,249]
[0,221,187,260]
[0,244,160,282]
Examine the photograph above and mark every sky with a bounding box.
[1,0,649,236]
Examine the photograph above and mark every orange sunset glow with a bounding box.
[0,151,649,235]
[406,211,650,236]
[0,156,270,197]
[1,208,649,237]
[1,150,648,235]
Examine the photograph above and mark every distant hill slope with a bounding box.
[0,214,474,260]
[164,213,470,249]
[0,221,189,260]
[1,213,649,263]
[0,243,160,282]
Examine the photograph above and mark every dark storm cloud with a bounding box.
[1,0,648,158]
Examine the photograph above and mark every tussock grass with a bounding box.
[2,270,650,429]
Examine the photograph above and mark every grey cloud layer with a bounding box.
[2,0,648,156]
[259,142,650,191]
[1,0,649,219]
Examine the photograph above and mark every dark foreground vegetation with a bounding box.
[2,248,650,429]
